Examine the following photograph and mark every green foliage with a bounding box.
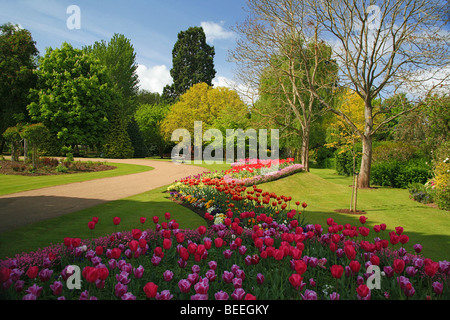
[134,103,170,158]
[0,23,38,148]
[163,26,216,101]
[127,119,148,158]
[334,147,362,176]
[408,182,434,204]
[102,116,134,159]
[27,42,114,147]
[371,159,432,189]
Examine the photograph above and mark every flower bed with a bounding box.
[1,158,449,300]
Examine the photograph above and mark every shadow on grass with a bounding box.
[0,192,207,260]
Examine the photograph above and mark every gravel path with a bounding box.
[0,158,206,233]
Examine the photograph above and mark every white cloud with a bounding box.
[213,76,258,106]
[200,21,235,43]
[136,64,173,94]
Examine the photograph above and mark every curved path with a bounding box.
[0,158,207,234]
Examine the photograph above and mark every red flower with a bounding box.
[95,246,103,256]
[0,267,11,283]
[359,226,370,237]
[176,232,185,243]
[214,237,224,248]
[330,265,344,279]
[88,221,96,230]
[356,284,370,298]
[395,226,404,235]
[152,216,159,224]
[164,212,171,220]
[82,266,99,283]
[294,260,307,275]
[143,282,158,298]
[370,255,380,266]
[393,259,405,274]
[344,245,356,260]
[71,238,81,247]
[132,229,142,240]
[289,273,303,289]
[302,202,307,208]
[424,261,439,277]
[349,260,361,273]
[26,266,39,279]
[92,217,99,224]
[180,247,189,261]
[399,234,409,244]
[197,225,206,235]
[97,267,109,281]
[129,240,139,252]
[163,238,172,250]
[140,217,146,224]
[113,217,121,225]
[111,248,122,259]
[359,216,367,224]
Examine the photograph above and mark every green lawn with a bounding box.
[0,162,153,196]
[0,164,448,263]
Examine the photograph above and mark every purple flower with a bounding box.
[256,273,265,285]
[108,259,117,270]
[50,281,63,296]
[177,258,187,268]
[115,283,128,298]
[79,290,90,300]
[301,289,317,300]
[191,265,201,274]
[214,290,229,300]
[232,277,243,289]
[231,288,246,300]
[208,261,217,270]
[121,292,136,300]
[156,290,173,300]
[178,279,191,293]
[222,271,234,284]
[383,266,394,278]
[238,246,247,255]
[25,284,42,298]
[22,293,37,300]
[329,292,340,300]
[405,266,418,277]
[194,278,209,294]
[116,271,131,284]
[205,269,216,282]
[133,265,144,279]
[223,249,233,259]
[187,273,199,284]
[38,268,53,282]
[413,244,422,253]
[163,270,174,282]
[14,280,24,293]
[151,255,162,266]
[190,293,208,300]
[432,282,443,295]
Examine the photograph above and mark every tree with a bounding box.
[27,42,114,150]
[163,26,216,102]
[2,125,22,161]
[307,0,449,188]
[134,103,170,159]
[20,123,49,169]
[0,23,38,153]
[230,0,338,171]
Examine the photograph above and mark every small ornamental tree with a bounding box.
[2,125,22,161]
[21,123,49,169]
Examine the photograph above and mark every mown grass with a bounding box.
[0,162,153,196]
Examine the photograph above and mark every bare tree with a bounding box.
[229,0,338,171]
[308,0,449,187]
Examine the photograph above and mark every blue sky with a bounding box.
[0,0,249,93]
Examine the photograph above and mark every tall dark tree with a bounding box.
[0,23,39,152]
[163,26,216,103]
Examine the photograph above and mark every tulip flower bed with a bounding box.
[0,159,449,300]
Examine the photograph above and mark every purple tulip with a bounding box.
[208,261,217,270]
[187,272,199,284]
[194,278,209,294]
[178,279,191,293]
[432,282,443,295]
[190,293,208,300]
[256,273,265,285]
[133,265,144,279]
[223,249,233,259]
[163,270,174,282]
[232,277,243,289]
[301,289,317,300]
[215,290,229,300]
[413,244,422,253]
[121,292,136,300]
[116,271,131,284]
[38,268,53,282]
[222,271,234,283]
[205,269,216,282]
[231,288,246,300]
[50,281,63,296]
[156,290,173,300]
[329,292,340,300]
[114,283,128,298]
[406,266,418,277]
[25,284,42,298]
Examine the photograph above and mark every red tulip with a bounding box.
[344,245,356,260]
[176,232,185,243]
[330,265,344,279]
[97,267,109,281]
[132,229,142,240]
[26,266,39,279]
[399,234,409,244]
[152,216,159,224]
[302,202,307,208]
[140,217,146,224]
[92,217,99,224]
[163,238,172,250]
[289,273,303,289]
[349,260,361,273]
[359,216,367,224]
[370,255,380,266]
[294,260,307,275]
[197,225,206,235]
[113,217,121,225]
[95,246,103,256]
[214,237,224,248]
[88,221,95,230]
[395,226,404,235]
[143,282,158,298]
[180,247,189,261]
[0,267,11,283]
[393,259,405,274]
[164,212,171,220]
[424,261,439,277]
[356,284,370,298]
[111,248,122,259]
[129,240,139,252]
[82,266,99,283]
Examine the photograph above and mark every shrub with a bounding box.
[56,164,68,173]
[408,182,434,204]
[371,160,432,189]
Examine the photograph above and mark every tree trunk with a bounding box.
[301,130,310,172]
[358,134,373,189]
[358,100,374,189]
